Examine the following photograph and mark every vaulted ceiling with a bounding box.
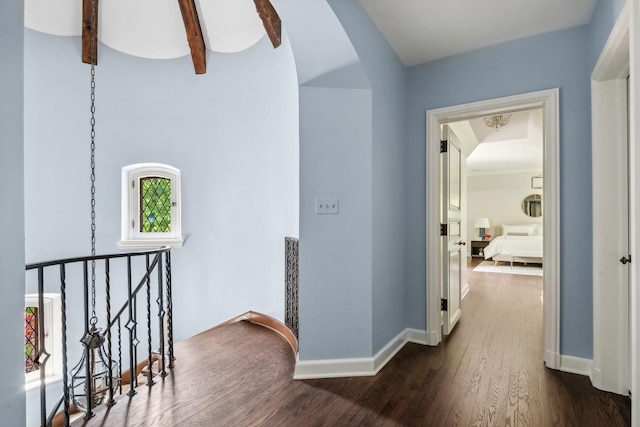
[24,0,586,175]
[25,0,268,58]
[358,0,598,66]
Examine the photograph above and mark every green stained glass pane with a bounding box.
[25,306,39,373]
[140,177,172,232]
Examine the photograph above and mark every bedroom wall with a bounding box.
[23,29,299,343]
[405,25,593,358]
[0,1,26,425]
[466,172,543,245]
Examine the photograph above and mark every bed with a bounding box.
[483,224,543,265]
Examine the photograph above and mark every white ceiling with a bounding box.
[24,0,599,65]
[450,109,543,176]
[22,0,566,176]
[358,0,598,66]
[24,0,265,58]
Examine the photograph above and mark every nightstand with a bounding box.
[470,240,491,258]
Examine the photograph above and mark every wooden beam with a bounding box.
[82,0,99,65]
[253,0,281,49]
[177,0,207,74]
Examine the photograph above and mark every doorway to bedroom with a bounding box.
[425,89,560,370]
[453,108,544,281]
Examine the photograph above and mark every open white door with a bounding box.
[441,125,464,335]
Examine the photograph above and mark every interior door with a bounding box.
[441,125,463,335]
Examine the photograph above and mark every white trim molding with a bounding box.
[425,89,561,370]
[560,355,594,378]
[24,293,62,389]
[118,163,183,249]
[591,1,631,396]
[293,328,428,379]
[629,1,640,424]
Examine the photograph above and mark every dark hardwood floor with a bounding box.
[76,261,631,426]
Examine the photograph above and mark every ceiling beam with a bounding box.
[81,0,99,65]
[177,0,207,74]
[253,0,281,48]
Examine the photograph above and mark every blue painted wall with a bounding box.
[328,0,408,354]
[299,86,373,359]
[589,0,628,69]
[23,28,299,342]
[9,7,629,417]
[405,26,593,358]
[0,0,26,424]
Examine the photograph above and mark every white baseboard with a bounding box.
[461,282,470,300]
[294,328,429,380]
[544,349,561,370]
[405,328,429,345]
[294,330,594,381]
[559,354,593,377]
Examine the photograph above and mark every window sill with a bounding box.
[117,238,183,249]
[25,375,62,391]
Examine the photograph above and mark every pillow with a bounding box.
[534,224,543,236]
[502,224,535,236]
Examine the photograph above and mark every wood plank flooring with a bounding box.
[75,263,630,426]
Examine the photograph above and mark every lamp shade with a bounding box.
[474,218,490,228]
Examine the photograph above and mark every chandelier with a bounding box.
[483,114,512,131]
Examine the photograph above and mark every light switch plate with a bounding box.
[315,197,339,214]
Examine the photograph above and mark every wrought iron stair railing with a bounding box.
[25,247,174,427]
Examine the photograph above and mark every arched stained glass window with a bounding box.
[119,164,183,248]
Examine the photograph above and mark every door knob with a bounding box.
[457,241,466,246]
[620,255,631,265]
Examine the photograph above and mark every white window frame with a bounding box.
[25,293,62,389]
[118,163,183,249]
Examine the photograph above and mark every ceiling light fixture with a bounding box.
[483,114,512,131]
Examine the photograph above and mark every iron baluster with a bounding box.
[157,254,167,377]
[37,267,50,427]
[117,317,122,396]
[104,259,116,407]
[146,254,155,387]
[24,247,172,424]
[126,256,137,396]
[60,263,70,427]
[165,252,174,367]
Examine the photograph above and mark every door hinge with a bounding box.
[440,223,447,236]
[132,220,135,229]
[132,180,135,188]
[440,140,448,153]
[441,299,448,311]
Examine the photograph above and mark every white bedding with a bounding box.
[483,235,543,260]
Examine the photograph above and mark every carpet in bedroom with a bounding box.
[473,260,543,276]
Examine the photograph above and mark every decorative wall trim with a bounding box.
[215,311,298,354]
[405,328,429,345]
[560,355,593,378]
[461,283,470,300]
[294,328,428,379]
[294,327,592,381]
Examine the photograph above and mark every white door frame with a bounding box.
[425,89,561,370]
[630,1,640,423]
[591,1,630,395]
